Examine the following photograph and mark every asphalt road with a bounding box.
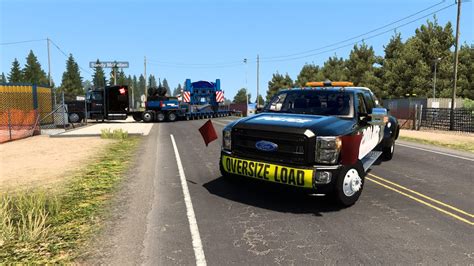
[89,117,474,265]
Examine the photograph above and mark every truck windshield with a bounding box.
[264,90,354,117]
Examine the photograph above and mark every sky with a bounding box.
[1,0,472,101]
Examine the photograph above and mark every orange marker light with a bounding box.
[305,81,354,87]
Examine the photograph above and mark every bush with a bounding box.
[100,128,128,140]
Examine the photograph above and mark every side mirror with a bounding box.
[368,107,388,126]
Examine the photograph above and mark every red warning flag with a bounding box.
[199,119,218,146]
[341,134,363,165]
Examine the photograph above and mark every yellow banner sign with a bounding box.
[221,155,314,188]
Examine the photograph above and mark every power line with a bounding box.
[147,61,244,69]
[49,39,91,75]
[0,38,47,45]
[142,1,452,67]
[260,0,447,60]
[259,3,455,63]
[147,58,242,66]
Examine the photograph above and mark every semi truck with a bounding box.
[66,79,232,123]
[140,79,232,122]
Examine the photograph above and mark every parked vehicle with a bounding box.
[219,81,400,206]
[65,79,232,123]
[66,85,139,123]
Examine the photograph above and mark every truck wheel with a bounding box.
[68,113,81,123]
[132,113,142,122]
[334,163,365,207]
[156,112,166,122]
[167,112,177,122]
[142,111,154,123]
[382,139,395,161]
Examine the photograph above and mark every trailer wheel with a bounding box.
[132,113,142,122]
[167,112,177,122]
[156,112,166,122]
[68,112,81,123]
[142,111,154,123]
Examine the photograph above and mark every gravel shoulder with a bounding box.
[399,129,474,153]
[0,135,112,191]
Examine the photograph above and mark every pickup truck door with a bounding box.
[356,92,383,159]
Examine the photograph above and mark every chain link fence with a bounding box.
[421,108,474,132]
[0,84,80,143]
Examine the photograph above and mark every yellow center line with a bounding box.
[368,173,474,218]
[366,177,474,226]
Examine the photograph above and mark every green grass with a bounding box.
[399,136,474,153]
[0,137,140,263]
[100,128,129,140]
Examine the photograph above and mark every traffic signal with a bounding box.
[119,87,126,95]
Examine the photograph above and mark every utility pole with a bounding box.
[47,37,51,87]
[113,62,117,85]
[47,37,55,104]
[256,54,260,107]
[144,56,147,96]
[244,58,248,116]
[450,0,461,130]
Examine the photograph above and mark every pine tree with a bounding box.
[266,72,293,101]
[455,43,473,99]
[138,74,146,97]
[233,88,251,103]
[1,72,7,83]
[162,78,171,95]
[321,55,347,81]
[148,75,157,88]
[116,69,127,85]
[172,84,182,96]
[59,54,83,100]
[345,43,383,96]
[256,95,265,106]
[132,75,139,103]
[381,33,405,98]
[295,64,324,87]
[92,59,106,88]
[22,50,48,85]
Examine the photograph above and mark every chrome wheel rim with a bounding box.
[342,168,362,197]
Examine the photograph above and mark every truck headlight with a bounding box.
[223,129,232,151]
[316,136,342,164]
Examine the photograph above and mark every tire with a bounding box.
[142,111,154,123]
[333,163,365,207]
[132,113,142,122]
[156,112,166,122]
[382,139,395,161]
[219,158,235,180]
[167,112,177,122]
[68,113,81,123]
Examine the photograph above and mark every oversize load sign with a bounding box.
[221,155,313,188]
[89,61,129,68]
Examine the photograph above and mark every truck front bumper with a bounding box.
[220,151,341,193]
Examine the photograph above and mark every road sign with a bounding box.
[76,96,85,101]
[89,61,129,68]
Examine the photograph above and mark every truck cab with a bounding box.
[220,81,399,206]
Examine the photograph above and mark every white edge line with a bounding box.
[170,134,207,266]
[397,143,474,162]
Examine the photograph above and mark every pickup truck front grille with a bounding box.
[232,129,314,165]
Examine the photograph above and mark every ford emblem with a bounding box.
[255,140,278,152]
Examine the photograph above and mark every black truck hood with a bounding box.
[234,113,357,136]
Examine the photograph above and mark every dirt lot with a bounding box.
[0,135,112,191]
[400,129,474,147]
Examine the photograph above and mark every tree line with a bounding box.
[265,18,473,102]
[2,54,182,103]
